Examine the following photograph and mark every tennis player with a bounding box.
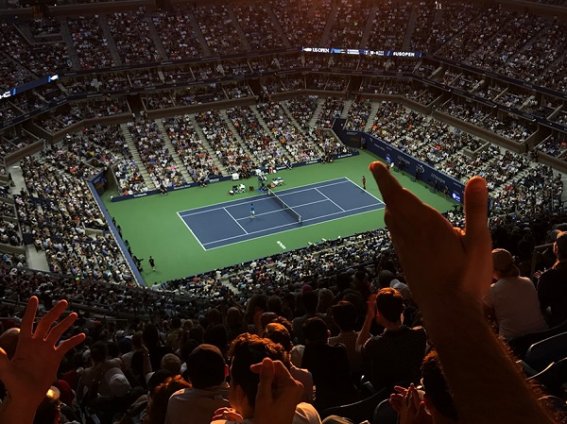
[250,203,255,219]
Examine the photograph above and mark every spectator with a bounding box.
[214,333,320,424]
[301,317,358,410]
[263,322,313,403]
[485,248,548,340]
[328,300,362,378]
[166,344,230,424]
[537,231,567,327]
[148,375,191,424]
[357,288,426,392]
[369,161,555,423]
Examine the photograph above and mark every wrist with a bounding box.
[0,394,38,423]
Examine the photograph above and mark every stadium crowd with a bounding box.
[1,0,567,423]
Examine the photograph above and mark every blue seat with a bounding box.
[524,331,567,371]
[320,389,388,423]
[528,357,567,397]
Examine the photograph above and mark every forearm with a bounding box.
[356,315,373,351]
[420,291,554,424]
[0,396,37,424]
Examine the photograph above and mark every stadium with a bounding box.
[0,0,566,422]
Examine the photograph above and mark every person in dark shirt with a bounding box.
[357,288,426,392]
[301,317,359,410]
[538,231,567,327]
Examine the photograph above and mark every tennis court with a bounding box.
[178,177,384,250]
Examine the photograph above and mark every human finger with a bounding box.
[369,161,404,207]
[389,393,404,413]
[0,347,9,375]
[393,385,409,394]
[20,296,39,339]
[253,357,275,405]
[34,300,69,339]
[56,333,86,357]
[384,208,410,253]
[463,176,489,242]
[212,407,232,420]
[46,312,78,345]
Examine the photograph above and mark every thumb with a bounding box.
[254,358,275,403]
[0,347,9,376]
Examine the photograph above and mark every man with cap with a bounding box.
[538,231,567,327]
[165,344,230,424]
[485,249,547,340]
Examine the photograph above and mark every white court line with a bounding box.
[203,203,382,247]
[235,198,330,221]
[344,176,385,205]
[274,179,351,199]
[179,177,349,217]
[176,211,206,251]
[223,207,249,234]
[314,187,346,212]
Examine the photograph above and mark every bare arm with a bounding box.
[355,293,376,352]
[0,297,85,424]
[370,161,554,424]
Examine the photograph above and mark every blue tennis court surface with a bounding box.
[178,177,384,250]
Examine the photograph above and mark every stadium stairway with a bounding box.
[319,1,340,46]
[281,102,306,132]
[98,15,123,66]
[341,100,353,120]
[155,119,193,183]
[58,18,81,70]
[186,11,211,57]
[7,165,50,272]
[266,7,292,49]
[504,24,549,68]
[308,98,326,129]
[188,114,227,175]
[360,6,378,49]
[220,110,257,159]
[403,4,420,51]
[119,123,156,189]
[365,102,382,133]
[145,15,169,61]
[227,5,251,52]
[250,105,274,134]
[280,102,326,157]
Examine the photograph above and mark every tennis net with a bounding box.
[267,189,302,223]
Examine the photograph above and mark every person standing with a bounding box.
[250,203,255,219]
[362,175,367,190]
[149,256,156,271]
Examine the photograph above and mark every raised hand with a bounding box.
[250,358,305,424]
[390,385,432,424]
[370,161,555,424]
[369,161,492,306]
[0,296,86,423]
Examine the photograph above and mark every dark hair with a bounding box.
[228,334,285,408]
[421,351,458,421]
[301,291,318,314]
[148,375,191,424]
[302,317,328,343]
[187,344,226,389]
[375,288,404,323]
[263,322,292,352]
[331,301,357,332]
[90,341,108,363]
[245,294,268,323]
